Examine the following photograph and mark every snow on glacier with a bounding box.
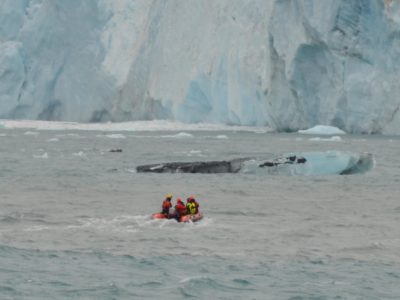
[0,0,400,134]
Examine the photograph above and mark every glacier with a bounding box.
[1,0,400,134]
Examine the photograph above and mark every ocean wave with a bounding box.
[178,275,255,292]
[0,286,17,294]
[0,244,399,299]
[173,149,208,157]
[214,210,269,217]
[23,225,51,232]
[0,212,50,224]
[0,215,20,223]
[67,216,139,233]
[64,214,209,234]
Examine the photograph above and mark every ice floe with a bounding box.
[298,125,346,135]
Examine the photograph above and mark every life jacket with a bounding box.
[162,200,172,209]
[175,202,187,215]
[187,202,196,214]
[162,200,172,214]
[193,200,199,213]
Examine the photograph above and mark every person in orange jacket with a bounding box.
[175,198,187,220]
[161,194,173,216]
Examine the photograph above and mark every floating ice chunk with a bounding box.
[330,136,342,141]
[173,150,207,157]
[107,133,126,139]
[309,136,342,142]
[251,151,373,176]
[97,133,126,139]
[67,133,81,137]
[298,125,346,135]
[47,138,59,142]
[302,152,355,175]
[33,152,48,159]
[179,276,208,283]
[24,131,39,136]
[254,129,270,134]
[137,151,373,176]
[162,132,194,138]
[189,150,202,154]
[73,151,86,157]
[187,150,206,157]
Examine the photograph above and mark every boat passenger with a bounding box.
[162,194,173,216]
[175,198,187,220]
[186,198,192,212]
[186,195,199,214]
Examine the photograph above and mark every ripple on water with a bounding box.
[0,245,400,298]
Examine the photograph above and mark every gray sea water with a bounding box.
[0,127,400,299]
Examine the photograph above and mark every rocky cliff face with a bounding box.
[1,0,399,134]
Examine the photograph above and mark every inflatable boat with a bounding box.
[151,212,203,223]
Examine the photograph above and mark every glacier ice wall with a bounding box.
[1,0,400,134]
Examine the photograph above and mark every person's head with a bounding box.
[177,197,183,204]
[188,195,195,202]
[166,194,172,200]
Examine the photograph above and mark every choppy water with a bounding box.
[1,126,400,299]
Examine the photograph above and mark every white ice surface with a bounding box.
[1,1,400,134]
[0,119,272,132]
[299,125,346,135]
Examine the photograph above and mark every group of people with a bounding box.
[161,194,200,220]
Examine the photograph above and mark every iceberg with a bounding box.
[136,151,374,176]
[0,1,400,134]
[161,132,194,139]
[253,152,374,176]
[299,125,346,135]
[308,136,342,142]
[137,159,247,174]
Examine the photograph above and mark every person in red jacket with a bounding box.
[175,198,187,221]
[161,194,173,216]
